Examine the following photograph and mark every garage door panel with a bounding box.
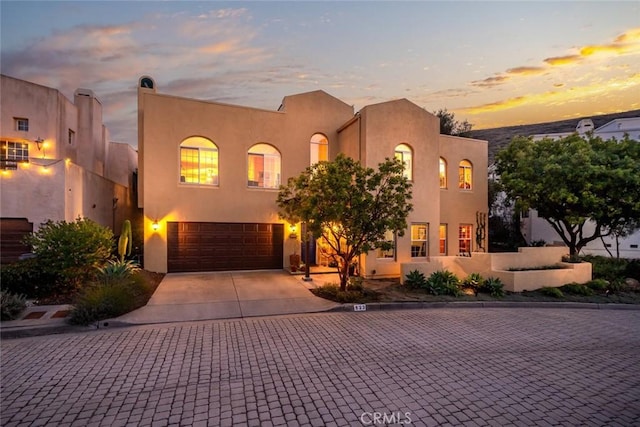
[167,222,283,272]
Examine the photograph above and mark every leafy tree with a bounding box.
[495,134,640,256]
[434,108,472,136]
[277,154,413,290]
[24,217,114,292]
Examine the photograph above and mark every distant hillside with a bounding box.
[467,109,640,164]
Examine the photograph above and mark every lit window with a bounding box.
[310,133,328,166]
[439,158,447,188]
[1,140,29,170]
[377,230,396,259]
[439,224,447,255]
[411,224,428,258]
[459,225,472,255]
[394,143,412,181]
[458,160,472,190]
[179,137,219,186]
[15,118,29,132]
[68,129,75,145]
[248,143,281,189]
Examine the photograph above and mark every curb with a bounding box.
[327,301,640,312]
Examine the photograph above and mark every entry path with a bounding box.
[2,308,640,426]
[116,271,339,324]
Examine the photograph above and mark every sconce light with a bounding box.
[35,138,44,151]
[151,220,160,231]
[288,223,297,239]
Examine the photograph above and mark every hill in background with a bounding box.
[467,109,640,164]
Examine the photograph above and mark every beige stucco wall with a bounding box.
[139,87,353,272]
[106,141,138,188]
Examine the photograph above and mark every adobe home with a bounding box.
[137,76,488,277]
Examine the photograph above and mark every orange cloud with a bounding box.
[470,75,509,88]
[544,55,582,66]
[506,66,545,75]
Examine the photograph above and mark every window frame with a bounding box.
[458,160,473,190]
[459,224,473,255]
[439,224,448,255]
[394,143,413,181]
[439,157,447,189]
[310,133,329,166]
[410,223,428,258]
[14,118,29,132]
[247,143,281,189]
[179,137,219,186]
[377,229,396,260]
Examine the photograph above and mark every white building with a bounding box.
[522,117,640,258]
[0,75,139,263]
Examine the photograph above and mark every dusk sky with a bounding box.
[2,1,639,146]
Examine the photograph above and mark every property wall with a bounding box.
[106,141,138,188]
[439,135,489,255]
[139,88,353,273]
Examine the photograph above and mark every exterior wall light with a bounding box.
[152,220,160,231]
[288,223,297,239]
[35,138,44,151]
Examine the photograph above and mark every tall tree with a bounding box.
[495,134,640,256]
[277,154,413,290]
[434,108,472,136]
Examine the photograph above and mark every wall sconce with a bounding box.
[151,220,160,231]
[35,138,44,151]
[288,223,297,239]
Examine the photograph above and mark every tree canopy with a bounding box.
[276,154,413,290]
[495,134,640,256]
[434,108,473,136]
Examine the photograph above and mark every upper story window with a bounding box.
[14,118,29,132]
[310,133,328,166]
[394,143,413,181]
[248,143,281,189]
[439,157,447,188]
[458,160,473,190]
[179,137,219,186]
[68,129,75,145]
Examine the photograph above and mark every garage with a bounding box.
[167,222,284,273]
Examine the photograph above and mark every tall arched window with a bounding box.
[439,157,447,188]
[394,143,413,181]
[180,137,218,185]
[310,133,328,166]
[458,160,472,190]
[248,143,281,188]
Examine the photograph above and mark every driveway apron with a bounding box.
[115,271,339,324]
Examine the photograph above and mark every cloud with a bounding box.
[544,55,582,66]
[505,66,545,76]
[470,75,510,88]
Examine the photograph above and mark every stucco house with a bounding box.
[0,75,139,263]
[523,117,640,259]
[138,76,488,277]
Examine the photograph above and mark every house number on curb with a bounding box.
[353,304,367,312]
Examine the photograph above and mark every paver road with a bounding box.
[2,308,640,426]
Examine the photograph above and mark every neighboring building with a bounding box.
[522,117,640,258]
[138,76,488,276]
[0,75,139,263]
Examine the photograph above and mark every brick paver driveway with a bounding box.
[2,308,639,426]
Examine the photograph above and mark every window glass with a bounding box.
[15,118,28,132]
[459,225,473,255]
[394,143,412,181]
[179,137,218,185]
[439,158,447,188]
[248,143,281,188]
[310,133,328,165]
[411,224,428,257]
[377,230,396,259]
[1,140,29,162]
[439,224,447,255]
[458,160,472,190]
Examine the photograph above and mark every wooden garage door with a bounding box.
[0,218,33,265]
[167,222,284,272]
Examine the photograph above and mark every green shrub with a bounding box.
[404,270,427,289]
[581,255,628,283]
[425,271,461,296]
[68,272,153,325]
[0,258,60,299]
[478,277,505,297]
[0,291,27,321]
[625,260,640,281]
[311,283,365,303]
[462,273,484,295]
[560,282,594,296]
[585,279,609,292]
[347,276,364,292]
[24,218,114,294]
[539,286,564,298]
[96,259,140,284]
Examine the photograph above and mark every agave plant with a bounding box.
[96,259,140,284]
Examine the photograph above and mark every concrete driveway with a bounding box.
[115,271,340,324]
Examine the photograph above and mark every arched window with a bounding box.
[458,160,472,190]
[394,143,413,181]
[180,137,218,186]
[310,133,328,166]
[248,143,281,188]
[439,157,447,188]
